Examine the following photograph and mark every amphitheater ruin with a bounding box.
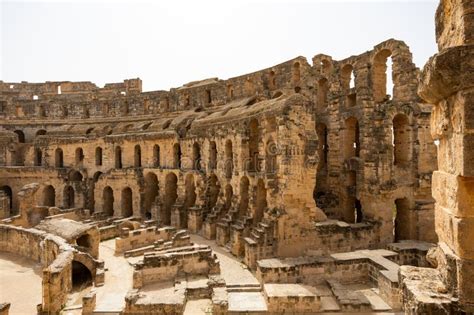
[0,0,472,314]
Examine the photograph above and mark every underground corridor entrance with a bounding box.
[71,261,92,291]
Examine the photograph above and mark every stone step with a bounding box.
[227,283,261,293]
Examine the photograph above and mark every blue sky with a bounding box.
[1,0,438,91]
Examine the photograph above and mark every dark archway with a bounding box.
[248,119,260,172]
[344,117,360,159]
[239,177,250,217]
[121,187,133,217]
[173,143,181,169]
[43,185,55,207]
[71,261,92,291]
[163,173,178,225]
[14,130,25,143]
[63,185,75,208]
[144,173,159,218]
[255,179,267,224]
[0,186,13,213]
[394,198,411,241]
[193,142,201,171]
[153,144,160,167]
[103,186,114,216]
[225,140,233,179]
[34,148,42,166]
[209,141,217,170]
[134,145,142,168]
[55,148,64,168]
[115,146,122,169]
[75,147,84,166]
[95,147,103,166]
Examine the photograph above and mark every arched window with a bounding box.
[43,185,55,207]
[373,49,393,102]
[115,146,122,169]
[36,129,47,137]
[207,174,220,211]
[63,185,75,208]
[209,141,217,170]
[134,145,142,168]
[121,187,133,217]
[55,148,64,168]
[14,130,25,143]
[292,62,301,86]
[268,70,276,90]
[343,117,360,159]
[103,186,114,216]
[317,78,328,108]
[394,198,410,241]
[225,140,233,179]
[192,142,201,171]
[239,176,250,218]
[95,147,103,166]
[163,173,178,225]
[75,148,84,165]
[393,114,411,166]
[173,143,181,169]
[34,148,42,166]
[144,173,159,219]
[153,145,160,167]
[341,64,354,91]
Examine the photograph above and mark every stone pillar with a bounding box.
[187,206,203,233]
[416,0,474,311]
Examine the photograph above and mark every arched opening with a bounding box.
[69,170,83,181]
[268,70,276,90]
[76,234,92,249]
[255,179,267,224]
[121,187,133,217]
[207,174,220,211]
[93,171,102,182]
[115,146,122,169]
[209,141,217,170]
[343,117,360,159]
[14,130,25,143]
[355,199,363,223]
[95,147,103,166]
[239,177,250,218]
[341,64,354,91]
[292,62,301,85]
[43,185,55,207]
[394,198,410,241]
[392,114,411,166]
[103,186,114,216]
[134,145,142,168]
[163,173,178,225]
[225,140,233,179]
[345,171,357,223]
[193,142,201,171]
[75,148,84,166]
[321,59,332,77]
[55,148,64,167]
[317,78,328,108]
[173,143,181,169]
[316,123,328,170]
[144,173,159,218]
[0,186,13,213]
[248,119,260,172]
[71,261,92,291]
[34,148,42,166]
[63,185,75,208]
[36,129,47,137]
[265,138,277,174]
[226,84,234,99]
[224,184,233,210]
[373,49,393,103]
[153,145,160,167]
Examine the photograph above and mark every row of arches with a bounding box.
[13,129,46,144]
[316,113,411,167]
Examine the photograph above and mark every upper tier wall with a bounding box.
[0,39,420,123]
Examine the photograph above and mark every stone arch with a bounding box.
[317,78,329,108]
[14,130,25,143]
[394,197,411,241]
[163,173,178,225]
[75,147,84,165]
[225,139,233,179]
[115,146,122,169]
[193,142,201,171]
[153,144,160,167]
[144,173,159,218]
[134,144,142,168]
[173,143,181,169]
[341,64,355,90]
[1,186,13,213]
[255,179,267,224]
[292,61,301,85]
[207,174,220,211]
[43,185,55,207]
[121,187,133,217]
[392,113,411,166]
[55,148,64,167]
[34,148,42,166]
[95,147,103,166]
[224,184,233,210]
[343,117,360,159]
[373,49,393,103]
[71,261,92,291]
[209,141,217,170]
[63,185,75,208]
[103,186,114,216]
[36,129,47,137]
[69,170,83,181]
[239,176,250,217]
